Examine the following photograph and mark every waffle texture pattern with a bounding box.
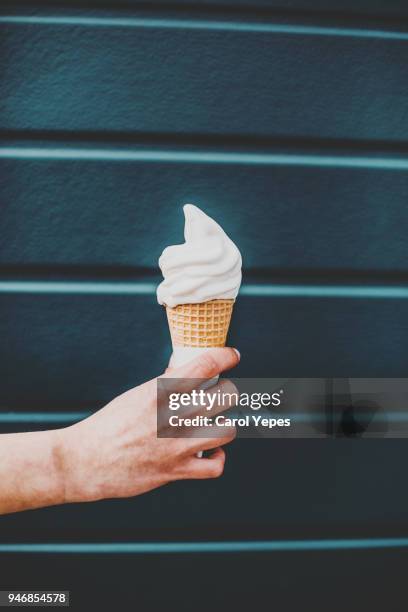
[166,299,234,347]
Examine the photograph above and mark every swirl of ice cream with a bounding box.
[157,204,242,308]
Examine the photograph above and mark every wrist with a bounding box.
[52,425,85,504]
[51,427,70,505]
[53,423,104,504]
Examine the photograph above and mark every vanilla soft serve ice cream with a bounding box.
[157,204,242,308]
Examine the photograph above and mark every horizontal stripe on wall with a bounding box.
[3,409,408,428]
[1,14,408,40]
[3,145,408,168]
[1,156,408,270]
[1,281,408,299]
[1,17,407,141]
[0,412,89,423]
[2,538,408,553]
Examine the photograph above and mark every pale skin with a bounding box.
[0,347,240,515]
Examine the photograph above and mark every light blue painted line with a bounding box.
[0,412,90,423]
[1,281,408,299]
[0,281,157,295]
[1,147,408,171]
[1,411,408,426]
[1,538,408,553]
[240,284,408,299]
[0,15,408,41]
[289,411,408,423]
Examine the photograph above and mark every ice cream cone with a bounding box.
[166,299,234,349]
[157,205,241,457]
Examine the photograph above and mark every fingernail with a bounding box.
[233,348,241,360]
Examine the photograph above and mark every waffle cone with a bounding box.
[166,299,234,348]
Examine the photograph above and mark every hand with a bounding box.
[56,347,240,503]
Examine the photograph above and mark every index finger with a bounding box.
[162,348,240,392]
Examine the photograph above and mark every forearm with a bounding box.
[0,430,65,515]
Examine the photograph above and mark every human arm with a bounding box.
[0,347,240,515]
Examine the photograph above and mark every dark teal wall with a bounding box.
[1,2,408,608]
[1,19,408,140]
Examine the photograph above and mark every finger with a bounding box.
[180,447,226,480]
[198,378,239,417]
[176,378,240,418]
[183,425,237,453]
[161,347,240,392]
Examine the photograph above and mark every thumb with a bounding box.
[163,347,240,381]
